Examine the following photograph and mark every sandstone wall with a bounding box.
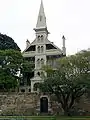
[0,93,90,116]
[0,93,39,115]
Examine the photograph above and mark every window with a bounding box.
[41,46,44,53]
[38,36,40,41]
[29,89,31,92]
[41,58,44,65]
[37,59,40,67]
[37,46,40,53]
[41,35,43,41]
[37,72,40,76]
[21,89,25,92]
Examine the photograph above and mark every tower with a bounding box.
[22,0,65,93]
[31,0,49,92]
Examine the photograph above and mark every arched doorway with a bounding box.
[33,83,40,91]
[40,97,48,113]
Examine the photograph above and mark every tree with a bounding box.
[0,69,18,91]
[20,59,34,86]
[0,33,34,91]
[0,49,23,91]
[0,33,20,51]
[0,49,34,91]
[39,51,90,115]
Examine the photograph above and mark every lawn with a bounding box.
[0,116,90,120]
[56,116,90,120]
[0,116,55,120]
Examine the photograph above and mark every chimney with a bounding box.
[62,35,66,56]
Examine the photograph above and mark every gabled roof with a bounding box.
[46,39,62,53]
[23,38,62,53]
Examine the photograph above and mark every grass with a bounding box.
[0,116,55,120]
[56,116,90,120]
[0,116,90,120]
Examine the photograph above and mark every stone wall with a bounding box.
[0,93,39,115]
[0,93,90,116]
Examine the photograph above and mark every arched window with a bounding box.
[41,35,43,41]
[37,59,40,67]
[41,58,44,65]
[37,46,40,53]
[38,35,40,41]
[37,72,40,76]
[41,46,44,53]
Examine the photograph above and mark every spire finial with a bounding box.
[62,35,66,40]
[36,0,47,28]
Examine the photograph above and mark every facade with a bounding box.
[22,0,66,93]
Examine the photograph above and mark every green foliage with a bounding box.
[0,69,17,91]
[20,59,34,86]
[0,32,34,90]
[0,49,34,90]
[21,59,34,73]
[39,51,90,115]
[0,33,20,51]
[0,49,23,91]
[0,49,23,74]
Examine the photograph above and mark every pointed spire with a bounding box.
[36,0,47,28]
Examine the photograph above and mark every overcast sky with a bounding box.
[0,0,90,55]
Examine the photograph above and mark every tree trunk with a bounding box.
[63,109,71,116]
